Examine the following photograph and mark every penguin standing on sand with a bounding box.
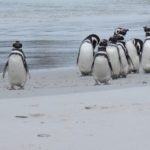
[3,41,29,89]
[92,39,113,85]
[107,35,121,79]
[126,38,143,73]
[141,26,150,73]
[114,28,130,77]
[116,35,129,77]
[77,34,100,76]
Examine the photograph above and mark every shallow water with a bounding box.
[0,0,150,72]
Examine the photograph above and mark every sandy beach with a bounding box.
[0,67,150,150]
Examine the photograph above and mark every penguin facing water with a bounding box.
[77,34,100,76]
[3,41,29,89]
[92,39,113,85]
[141,26,150,73]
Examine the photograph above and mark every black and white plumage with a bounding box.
[3,41,29,89]
[141,26,150,73]
[114,27,143,73]
[92,39,112,85]
[126,38,143,73]
[107,35,121,79]
[114,27,129,37]
[77,34,100,76]
[115,34,130,77]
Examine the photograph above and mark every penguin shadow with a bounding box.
[6,85,25,90]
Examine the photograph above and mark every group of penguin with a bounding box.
[2,41,29,90]
[2,26,150,90]
[77,26,150,85]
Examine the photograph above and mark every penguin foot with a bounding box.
[81,72,91,76]
[8,85,24,90]
[8,85,16,90]
[112,75,118,80]
[120,74,127,78]
[103,81,110,85]
[132,70,139,73]
[18,85,24,90]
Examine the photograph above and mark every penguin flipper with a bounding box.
[76,47,81,65]
[23,59,30,76]
[2,61,8,78]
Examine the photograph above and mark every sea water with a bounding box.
[0,0,150,71]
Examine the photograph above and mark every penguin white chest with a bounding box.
[118,45,129,75]
[8,55,26,85]
[106,45,121,77]
[142,41,150,72]
[78,42,93,74]
[126,41,140,71]
[93,56,111,83]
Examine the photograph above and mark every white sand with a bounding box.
[0,67,150,150]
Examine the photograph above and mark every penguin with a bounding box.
[114,27,141,73]
[92,39,113,85]
[2,41,29,90]
[114,27,129,37]
[126,38,143,73]
[106,35,121,79]
[141,26,150,73]
[77,34,100,76]
[115,33,130,77]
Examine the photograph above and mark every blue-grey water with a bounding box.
[0,0,150,72]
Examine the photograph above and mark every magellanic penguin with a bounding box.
[141,26,150,73]
[107,35,121,79]
[3,41,30,90]
[114,27,141,73]
[92,39,113,85]
[126,38,143,73]
[114,27,134,77]
[77,34,100,76]
[115,33,130,78]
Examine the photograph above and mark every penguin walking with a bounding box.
[106,35,121,79]
[92,39,113,85]
[141,26,150,73]
[3,41,29,90]
[126,38,143,73]
[77,34,100,76]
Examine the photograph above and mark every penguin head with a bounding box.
[143,26,150,36]
[114,27,129,36]
[84,34,100,49]
[91,35,100,49]
[99,39,108,47]
[119,28,129,36]
[12,41,22,49]
[97,39,108,52]
[114,27,122,35]
[143,26,150,32]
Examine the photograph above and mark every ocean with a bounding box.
[0,0,150,72]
